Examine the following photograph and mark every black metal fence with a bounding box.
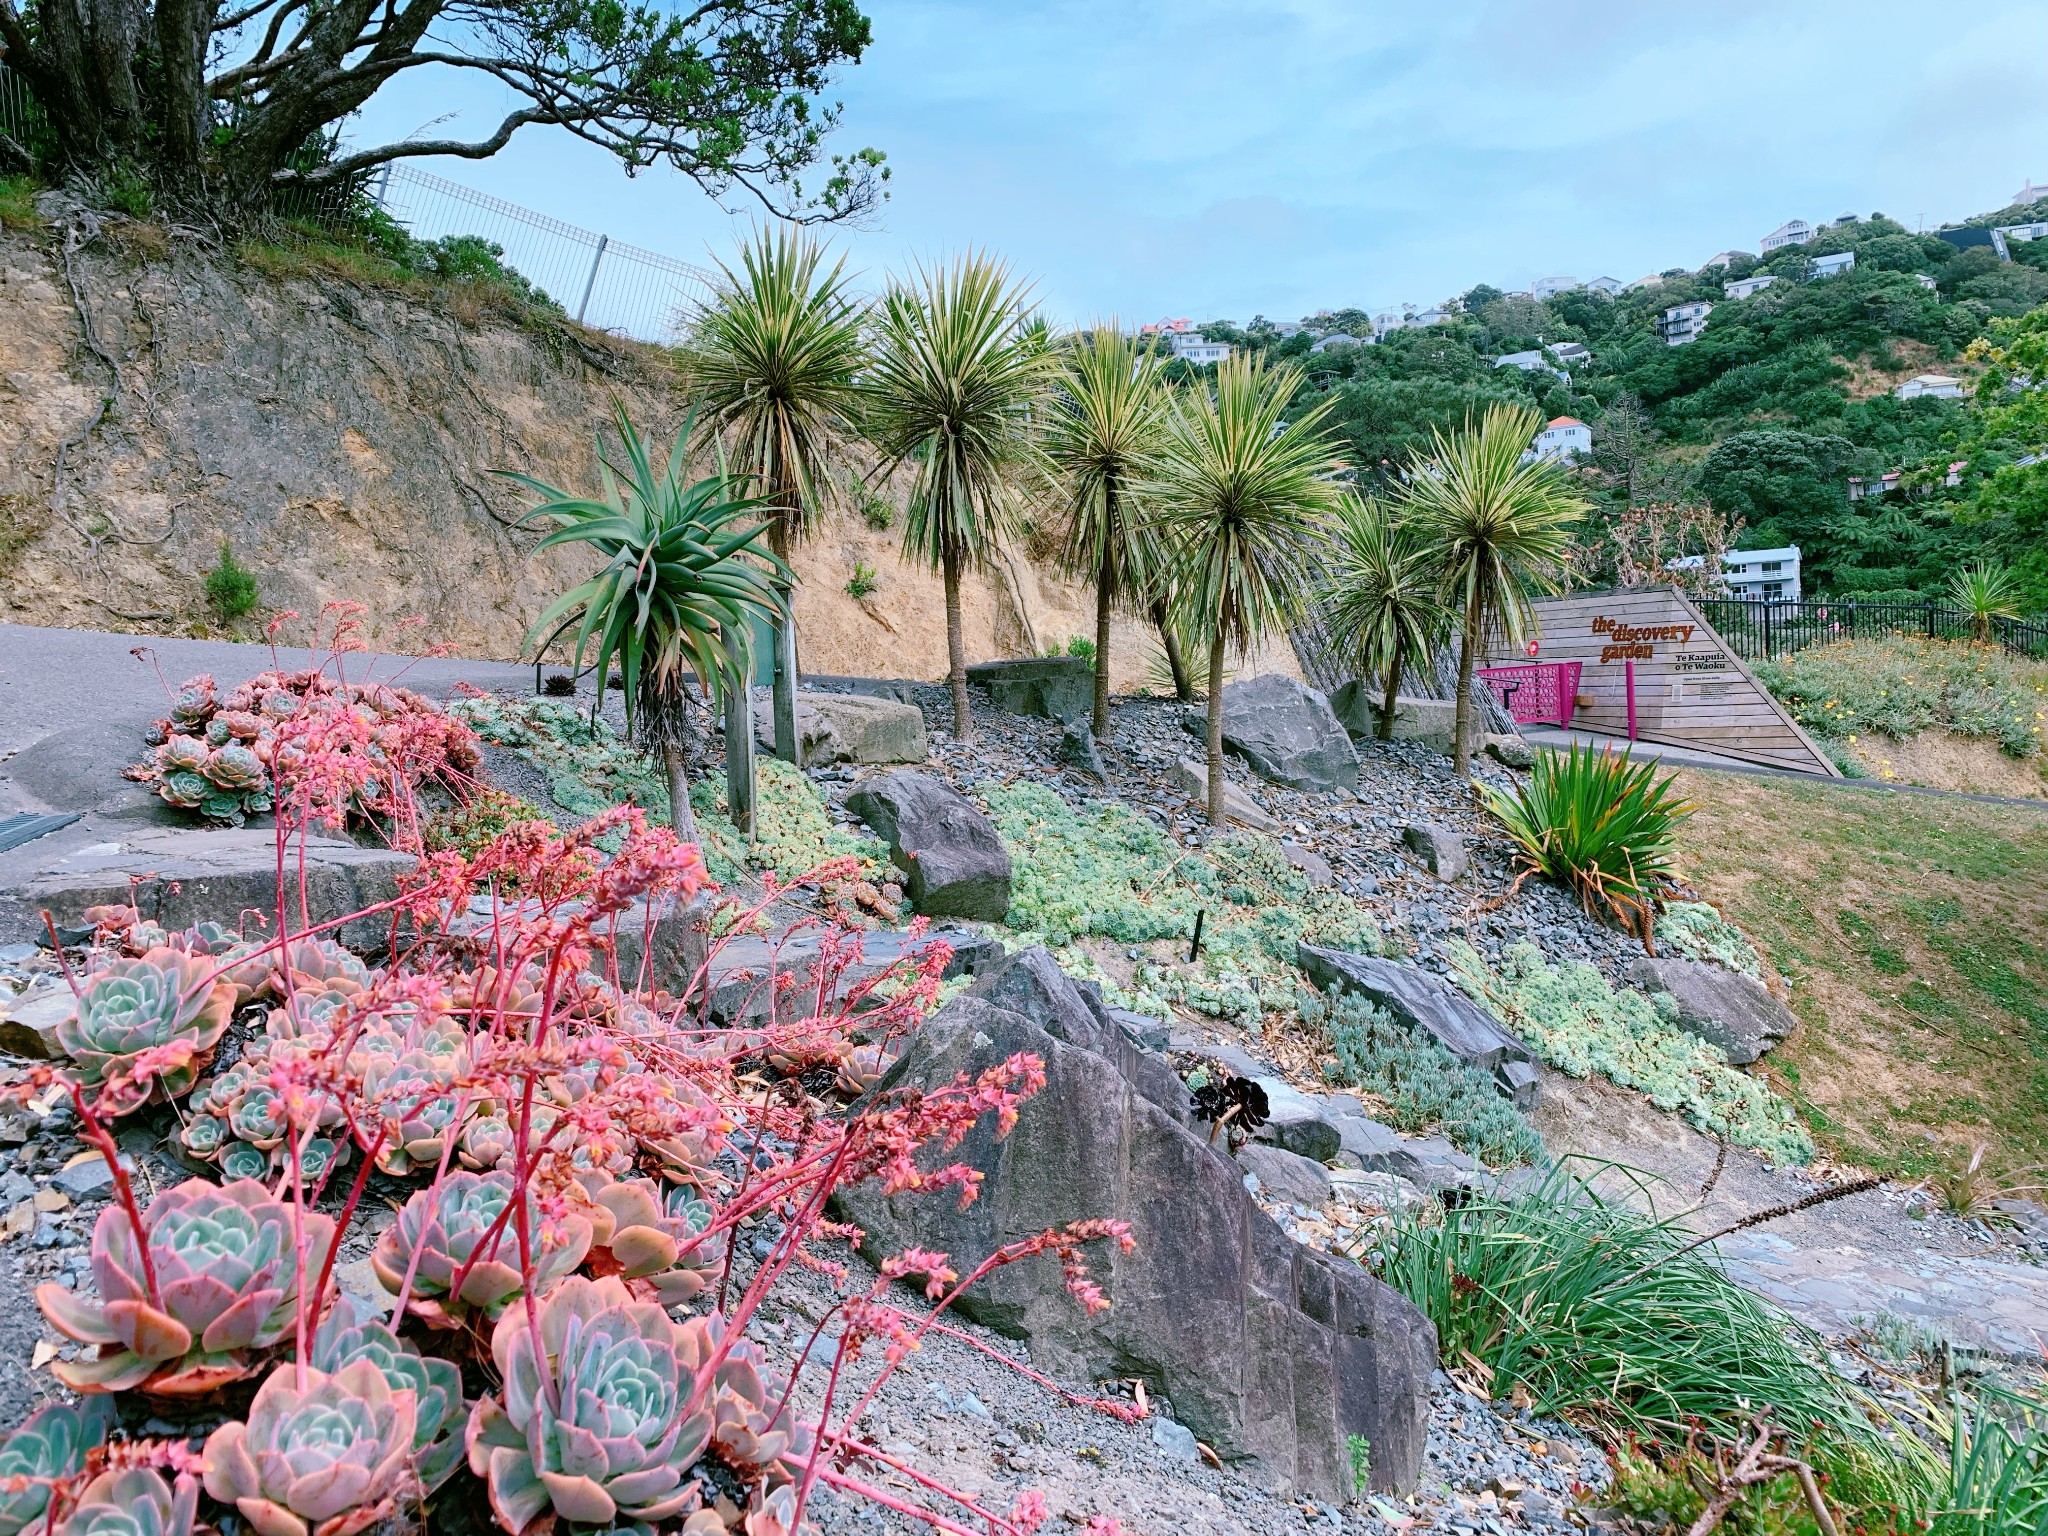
[1696,598,2048,663]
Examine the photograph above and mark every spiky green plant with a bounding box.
[1320,493,1451,740]
[1399,404,1586,774]
[1044,324,1171,738]
[503,404,789,841]
[1148,353,1344,823]
[862,253,1048,742]
[1933,1383,2048,1536]
[1950,560,2023,643]
[681,225,867,763]
[1481,742,1693,942]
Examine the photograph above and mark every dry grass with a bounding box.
[1671,766,2048,1179]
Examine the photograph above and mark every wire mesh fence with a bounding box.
[1695,597,2048,662]
[369,164,718,342]
[0,60,45,151]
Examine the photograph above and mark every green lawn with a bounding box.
[1671,767,2048,1178]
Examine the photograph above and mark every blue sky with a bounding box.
[349,0,2048,326]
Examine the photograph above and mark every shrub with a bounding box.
[1448,941,1814,1165]
[1481,742,1693,941]
[1755,636,2048,758]
[0,174,43,233]
[202,541,261,624]
[1065,634,1097,660]
[1302,988,1541,1167]
[845,559,880,598]
[1376,1167,1916,1509]
[858,488,896,530]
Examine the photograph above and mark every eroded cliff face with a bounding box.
[0,204,1222,684]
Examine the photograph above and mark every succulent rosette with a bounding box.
[311,1294,466,1493]
[202,1359,418,1536]
[38,1176,334,1394]
[179,1112,228,1160]
[49,1468,199,1536]
[580,1179,716,1306]
[371,1171,591,1328]
[0,1398,115,1536]
[277,939,372,998]
[699,1313,813,1483]
[220,1141,272,1181]
[457,1115,514,1171]
[159,735,208,777]
[54,947,236,1100]
[363,1052,466,1177]
[464,1276,714,1532]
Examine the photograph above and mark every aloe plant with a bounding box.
[54,948,236,1101]
[38,1177,334,1395]
[202,1359,418,1536]
[465,1276,716,1532]
[371,1171,592,1328]
[0,1399,115,1536]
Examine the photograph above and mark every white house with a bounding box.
[1895,373,1964,400]
[1760,220,1815,252]
[1657,301,1713,346]
[2015,179,2048,207]
[1494,348,1567,380]
[1169,334,1231,366]
[1724,274,1778,300]
[1811,251,1856,278]
[1585,276,1624,296]
[1522,416,1592,464]
[1915,273,1939,290]
[1550,341,1592,366]
[1531,275,1580,301]
[1310,333,1366,354]
[1262,320,1304,336]
[1700,250,1753,271]
[1623,274,1665,292]
[1672,546,1803,602]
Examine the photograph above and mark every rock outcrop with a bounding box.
[1629,956,1796,1065]
[1188,675,1359,792]
[965,657,1094,722]
[836,947,1437,1499]
[751,691,928,766]
[844,771,1013,921]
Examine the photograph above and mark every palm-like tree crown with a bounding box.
[1323,492,1449,682]
[863,254,1047,577]
[1402,404,1583,652]
[679,225,867,554]
[1046,325,1169,593]
[1151,353,1345,652]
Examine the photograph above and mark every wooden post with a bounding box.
[722,627,756,837]
[1625,658,1638,740]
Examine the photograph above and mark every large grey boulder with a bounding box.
[1170,757,1280,833]
[844,771,1012,922]
[835,949,1435,1498]
[1056,721,1108,781]
[1327,684,1457,752]
[0,828,413,950]
[965,657,1093,722]
[1400,823,1468,882]
[1629,956,1796,1065]
[1252,1079,1343,1162]
[1298,944,1541,1109]
[1187,675,1359,792]
[1238,1143,1334,1207]
[754,691,928,766]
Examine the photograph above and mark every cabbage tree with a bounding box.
[1321,493,1451,739]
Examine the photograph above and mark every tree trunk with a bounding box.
[1153,599,1192,700]
[1206,630,1228,827]
[1453,590,1483,777]
[1378,635,1403,742]
[661,740,699,843]
[944,549,973,742]
[1092,532,1114,739]
[722,624,756,836]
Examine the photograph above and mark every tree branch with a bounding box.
[273,107,549,182]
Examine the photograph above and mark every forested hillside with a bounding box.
[1195,194,2048,610]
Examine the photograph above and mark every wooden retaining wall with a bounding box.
[1500,586,1839,776]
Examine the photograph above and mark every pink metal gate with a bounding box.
[1475,662,1582,728]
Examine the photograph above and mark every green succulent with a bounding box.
[50,1468,198,1536]
[312,1293,467,1492]
[179,1113,227,1159]
[159,772,209,810]
[202,1360,417,1536]
[203,743,264,791]
[54,947,236,1100]
[371,1171,592,1328]
[219,1142,270,1181]
[0,1398,115,1536]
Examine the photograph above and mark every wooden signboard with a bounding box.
[1497,585,1840,776]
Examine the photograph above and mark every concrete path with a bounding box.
[0,622,534,761]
